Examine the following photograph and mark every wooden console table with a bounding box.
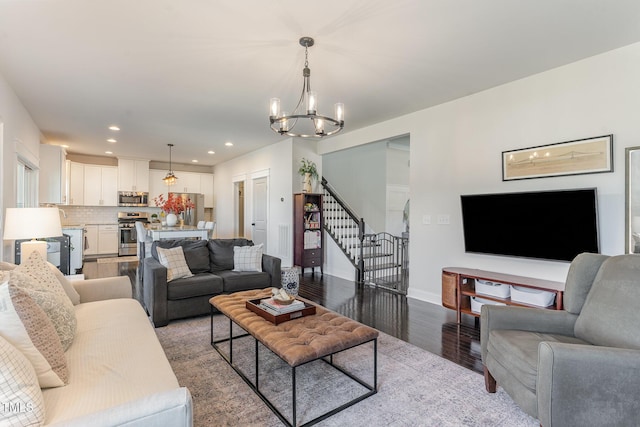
[442,267,565,323]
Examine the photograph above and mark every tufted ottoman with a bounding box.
[210,288,378,427]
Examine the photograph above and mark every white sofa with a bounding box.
[42,275,192,426]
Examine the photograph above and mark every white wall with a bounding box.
[323,140,388,231]
[0,72,42,262]
[320,41,640,305]
[213,138,294,266]
[292,139,322,194]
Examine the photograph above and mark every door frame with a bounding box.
[232,174,246,237]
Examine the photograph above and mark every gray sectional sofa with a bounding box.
[143,238,281,327]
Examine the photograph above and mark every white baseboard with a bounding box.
[407,288,441,306]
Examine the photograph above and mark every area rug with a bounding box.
[96,256,138,263]
[155,315,538,427]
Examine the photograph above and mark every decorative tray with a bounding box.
[246,298,316,325]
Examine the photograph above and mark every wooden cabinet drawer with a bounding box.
[303,250,321,265]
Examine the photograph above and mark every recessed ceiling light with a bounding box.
[191,159,198,163]
[60,144,69,148]
[207,150,215,154]
[107,138,117,143]
[225,142,233,147]
[105,151,113,154]
[109,125,120,131]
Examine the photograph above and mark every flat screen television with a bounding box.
[460,188,599,262]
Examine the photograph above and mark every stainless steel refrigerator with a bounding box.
[171,193,205,226]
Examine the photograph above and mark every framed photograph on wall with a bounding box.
[502,134,613,181]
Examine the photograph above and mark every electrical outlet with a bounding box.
[437,214,450,225]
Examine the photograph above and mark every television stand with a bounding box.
[441,267,565,323]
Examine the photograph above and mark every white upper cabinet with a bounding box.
[149,169,213,206]
[84,165,118,206]
[66,161,84,205]
[177,171,201,194]
[39,145,67,204]
[201,173,214,207]
[118,159,149,192]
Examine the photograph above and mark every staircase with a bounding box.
[321,178,409,294]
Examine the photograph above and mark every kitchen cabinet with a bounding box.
[98,224,119,254]
[84,165,118,206]
[84,225,98,257]
[66,161,84,205]
[118,159,149,192]
[177,171,201,193]
[39,144,67,204]
[83,224,118,257]
[149,169,213,206]
[201,173,214,207]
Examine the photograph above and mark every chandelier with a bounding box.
[162,143,178,185]
[269,37,344,138]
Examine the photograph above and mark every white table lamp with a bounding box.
[3,207,63,263]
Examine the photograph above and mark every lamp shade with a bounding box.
[3,207,63,240]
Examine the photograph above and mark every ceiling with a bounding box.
[1,1,640,167]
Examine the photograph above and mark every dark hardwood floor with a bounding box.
[82,260,483,374]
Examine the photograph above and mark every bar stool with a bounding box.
[205,221,215,238]
[135,221,153,280]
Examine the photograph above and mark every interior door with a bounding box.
[252,176,268,251]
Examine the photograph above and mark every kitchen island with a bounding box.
[145,224,209,241]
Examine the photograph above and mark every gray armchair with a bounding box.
[481,253,640,427]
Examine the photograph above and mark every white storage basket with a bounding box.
[470,297,506,314]
[510,286,556,307]
[475,279,511,299]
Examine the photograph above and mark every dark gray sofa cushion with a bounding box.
[215,270,270,293]
[152,239,210,274]
[167,273,224,300]
[208,239,253,272]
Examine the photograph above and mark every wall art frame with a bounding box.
[625,146,640,254]
[502,134,613,181]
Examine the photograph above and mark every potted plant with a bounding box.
[298,158,318,193]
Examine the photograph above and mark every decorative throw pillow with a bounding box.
[16,251,74,305]
[0,281,69,388]
[0,261,17,271]
[156,246,194,282]
[47,261,81,305]
[0,334,45,425]
[9,270,77,351]
[233,243,264,272]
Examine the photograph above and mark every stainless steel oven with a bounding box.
[118,191,149,207]
[118,212,149,256]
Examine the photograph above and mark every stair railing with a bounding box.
[321,177,409,293]
[321,177,366,283]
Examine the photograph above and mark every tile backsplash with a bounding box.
[59,206,213,226]
[60,206,161,226]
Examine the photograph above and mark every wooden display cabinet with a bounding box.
[293,193,323,274]
[442,267,565,323]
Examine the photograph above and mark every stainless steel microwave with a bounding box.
[118,191,149,207]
